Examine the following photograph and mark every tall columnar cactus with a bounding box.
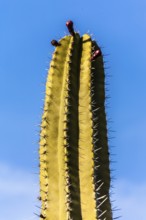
[39,21,112,220]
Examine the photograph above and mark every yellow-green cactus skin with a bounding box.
[39,21,112,220]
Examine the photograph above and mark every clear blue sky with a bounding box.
[0,0,146,219]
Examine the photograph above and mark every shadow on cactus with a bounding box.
[38,20,114,220]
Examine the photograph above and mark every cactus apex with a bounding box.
[66,20,75,36]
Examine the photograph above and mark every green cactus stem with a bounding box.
[39,21,112,220]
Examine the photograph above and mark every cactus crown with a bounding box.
[39,21,113,220]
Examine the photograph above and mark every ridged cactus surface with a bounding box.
[39,21,112,220]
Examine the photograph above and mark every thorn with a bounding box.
[93,131,98,137]
[66,20,75,36]
[113,216,122,219]
[51,40,61,46]
[35,205,41,209]
[34,213,45,219]
[40,189,48,194]
[97,197,108,208]
[95,182,104,191]
[98,209,107,218]
[91,49,101,61]
[94,147,102,153]
[97,194,107,200]
[34,213,39,217]
[94,165,100,170]
[112,206,121,212]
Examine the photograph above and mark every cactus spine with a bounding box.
[39,21,112,220]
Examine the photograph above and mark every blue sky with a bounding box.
[0,0,146,219]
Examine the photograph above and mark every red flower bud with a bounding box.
[91,50,101,61]
[66,20,75,36]
[51,40,60,46]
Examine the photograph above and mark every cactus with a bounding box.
[39,21,112,220]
